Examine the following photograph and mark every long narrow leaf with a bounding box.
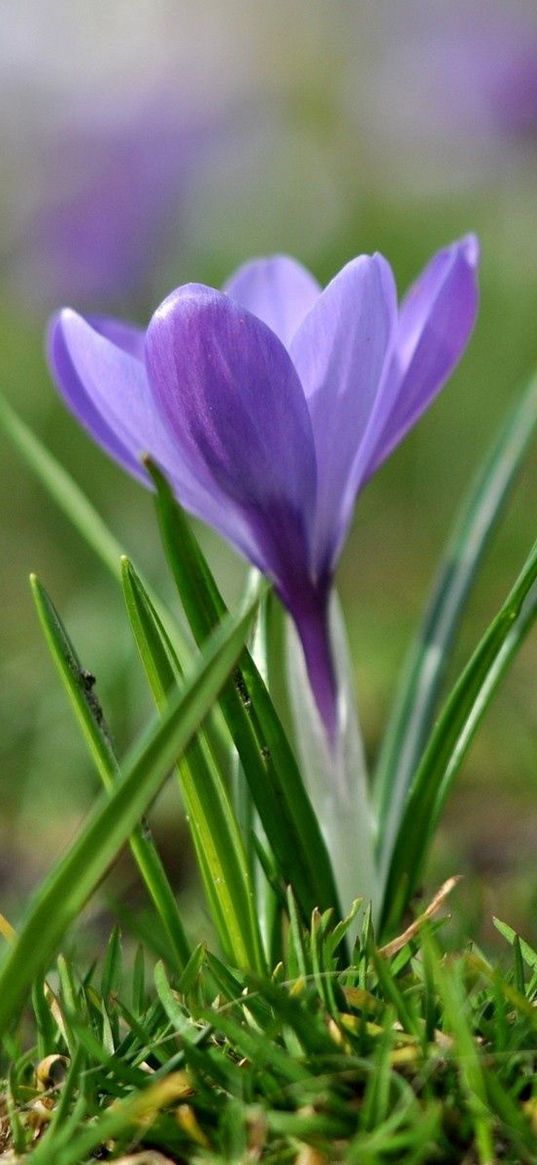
[0,394,124,577]
[121,563,238,962]
[381,534,537,934]
[0,585,260,1033]
[431,581,537,822]
[0,393,189,658]
[147,460,341,923]
[122,556,265,972]
[30,575,191,971]
[374,371,537,873]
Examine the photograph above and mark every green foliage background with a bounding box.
[1,2,537,949]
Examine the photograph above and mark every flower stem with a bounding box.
[286,592,378,918]
[294,596,338,743]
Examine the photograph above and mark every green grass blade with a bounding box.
[147,459,341,923]
[30,574,120,788]
[433,954,495,1164]
[381,533,537,934]
[0,393,124,577]
[493,917,537,971]
[374,371,537,871]
[0,586,260,1033]
[122,555,265,972]
[30,574,191,972]
[0,392,189,657]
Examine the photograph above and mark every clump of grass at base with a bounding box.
[2,907,537,1165]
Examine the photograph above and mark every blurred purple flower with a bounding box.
[348,2,537,194]
[48,238,479,739]
[20,93,217,310]
[410,7,537,140]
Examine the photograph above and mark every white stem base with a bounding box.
[286,591,378,920]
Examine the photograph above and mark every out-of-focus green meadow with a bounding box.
[1,1,537,949]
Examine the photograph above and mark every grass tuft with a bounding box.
[2,909,537,1163]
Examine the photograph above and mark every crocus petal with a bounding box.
[49,309,249,546]
[86,314,147,361]
[49,312,150,483]
[361,235,479,483]
[223,255,321,347]
[49,310,188,482]
[290,254,397,575]
[145,284,318,598]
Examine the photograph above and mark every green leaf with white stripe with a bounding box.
[0,392,189,658]
[122,556,265,973]
[381,531,537,934]
[30,574,190,972]
[0,583,260,1033]
[374,371,537,880]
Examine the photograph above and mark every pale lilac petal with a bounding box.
[49,310,184,482]
[49,310,253,551]
[145,284,318,597]
[398,236,478,374]
[290,254,397,574]
[361,236,479,482]
[87,315,146,361]
[223,255,321,347]
[48,312,149,482]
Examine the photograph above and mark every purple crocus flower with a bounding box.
[48,238,479,740]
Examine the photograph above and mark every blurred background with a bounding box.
[2,0,537,952]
